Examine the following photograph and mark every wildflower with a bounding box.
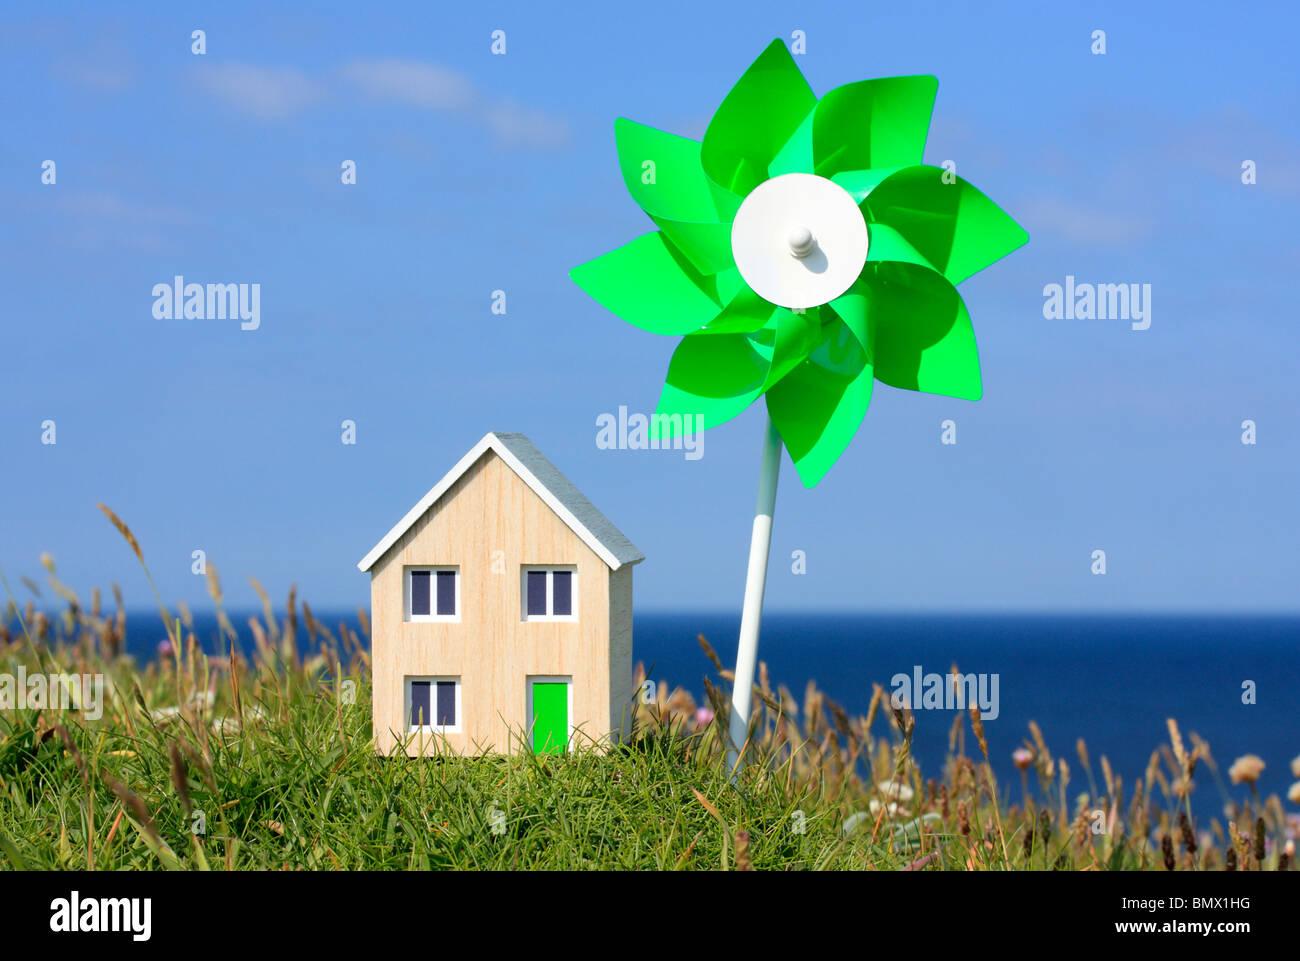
[876,779,914,803]
[868,799,902,819]
[1012,747,1034,771]
[158,638,173,658]
[1228,754,1265,785]
[694,706,714,727]
[149,705,183,724]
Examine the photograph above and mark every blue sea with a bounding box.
[111,610,1299,798]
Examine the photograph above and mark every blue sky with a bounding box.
[2,1,1297,614]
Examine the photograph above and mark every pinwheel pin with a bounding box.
[571,39,1028,773]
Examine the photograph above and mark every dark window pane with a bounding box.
[436,681,456,726]
[436,570,457,616]
[527,571,548,615]
[410,571,430,616]
[552,571,572,616]
[409,681,430,728]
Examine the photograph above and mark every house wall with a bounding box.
[369,449,619,756]
[607,564,634,745]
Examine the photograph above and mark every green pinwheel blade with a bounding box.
[657,306,820,431]
[712,266,748,306]
[613,118,739,274]
[747,306,823,383]
[653,220,735,276]
[829,166,909,204]
[856,262,983,400]
[701,39,816,199]
[701,284,779,334]
[657,331,770,433]
[570,232,722,335]
[614,117,730,223]
[864,221,932,270]
[766,316,874,488]
[814,76,937,175]
[864,164,1029,285]
[766,109,815,177]
[769,76,936,180]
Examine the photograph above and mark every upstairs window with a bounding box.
[406,567,459,621]
[522,566,576,621]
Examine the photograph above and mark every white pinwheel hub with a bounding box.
[786,224,815,259]
[730,172,869,310]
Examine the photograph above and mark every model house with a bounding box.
[357,432,643,756]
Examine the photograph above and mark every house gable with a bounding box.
[358,432,643,574]
[369,448,603,586]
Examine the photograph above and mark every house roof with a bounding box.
[357,431,645,573]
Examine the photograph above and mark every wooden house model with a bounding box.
[357,432,644,756]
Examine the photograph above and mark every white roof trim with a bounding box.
[357,432,638,573]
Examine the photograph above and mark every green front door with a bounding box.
[531,681,568,754]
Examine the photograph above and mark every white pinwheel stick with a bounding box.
[726,415,782,775]
[725,173,868,775]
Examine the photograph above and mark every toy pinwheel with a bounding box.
[571,39,1027,770]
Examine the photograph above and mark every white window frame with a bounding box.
[525,675,574,751]
[405,676,462,734]
[404,566,460,622]
[520,565,578,622]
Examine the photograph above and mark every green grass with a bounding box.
[0,642,890,871]
[0,512,1294,871]
[1,609,1291,872]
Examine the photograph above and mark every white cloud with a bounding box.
[55,191,189,225]
[484,98,569,150]
[45,191,191,253]
[189,57,569,147]
[342,58,570,149]
[1169,107,1300,199]
[54,59,132,93]
[1040,103,1300,202]
[196,64,324,120]
[1017,194,1153,246]
[341,59,475,110]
